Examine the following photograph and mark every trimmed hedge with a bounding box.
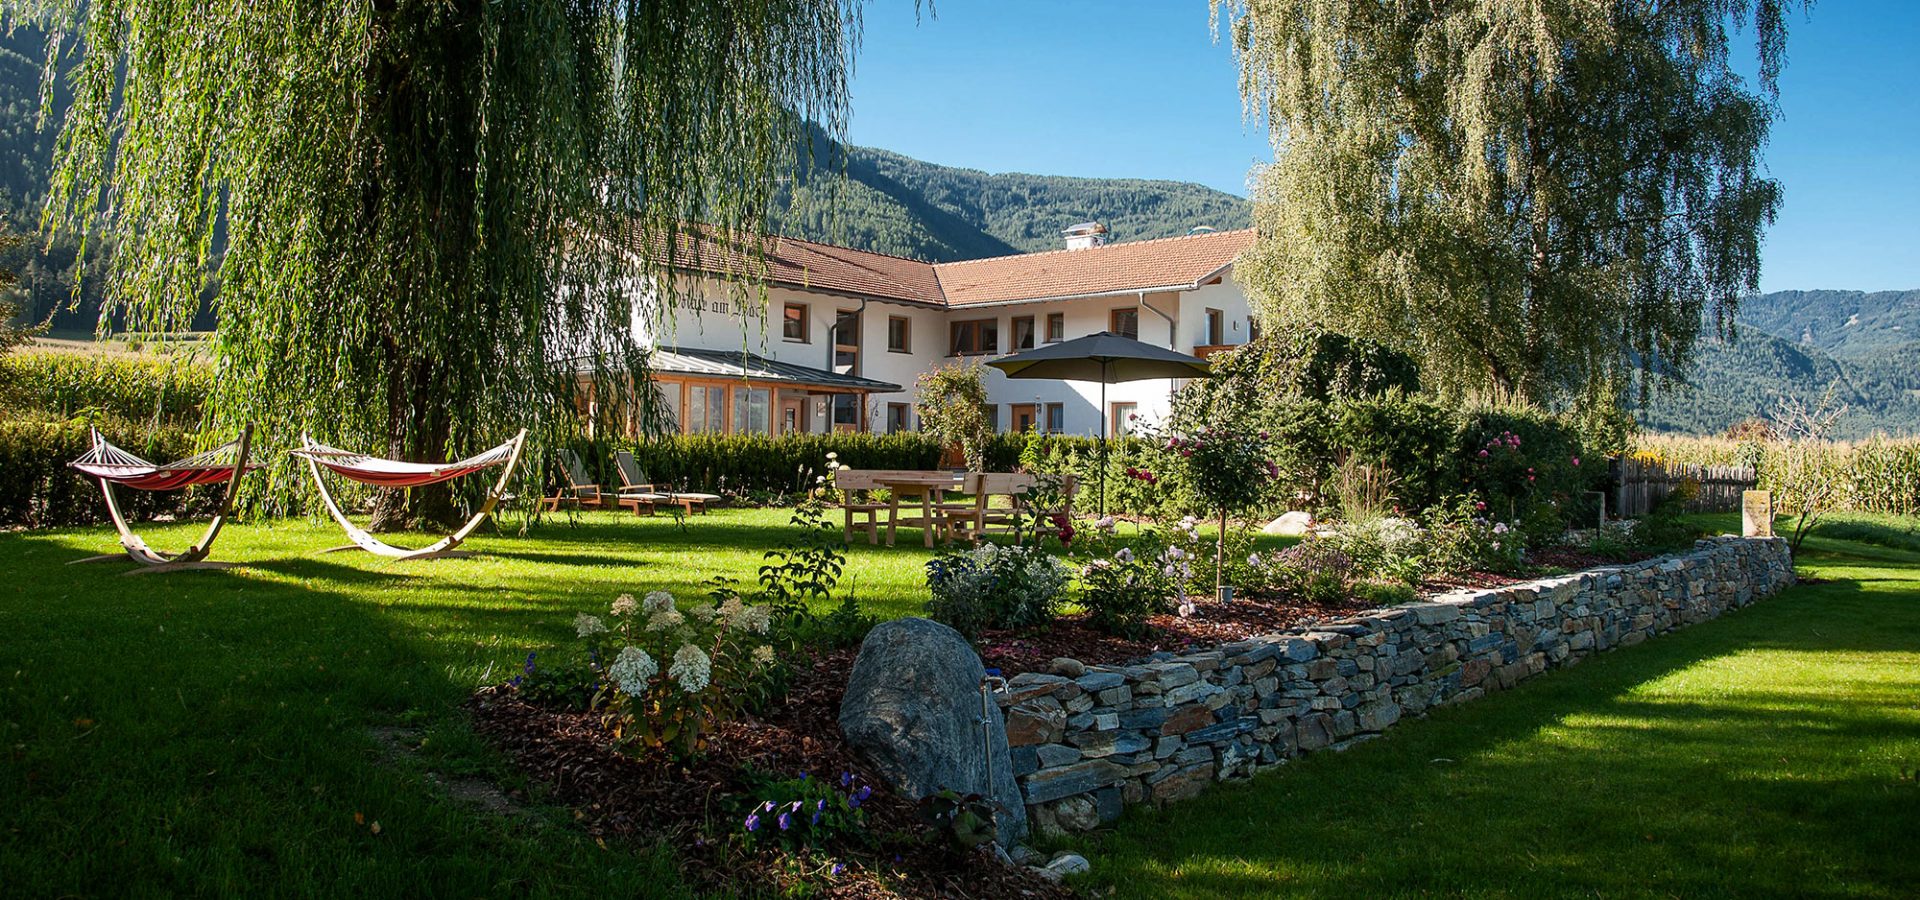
[0,353,211,426]
[0,417,212,527]
[607,432,945,494]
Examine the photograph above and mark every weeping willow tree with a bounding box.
[1213,0,1799,408]
[11,0,859,528]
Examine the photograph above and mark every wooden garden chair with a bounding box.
[945,472,1076,544]
[834,469,888,544]
[543,448,607,511]
[613,450,719,516]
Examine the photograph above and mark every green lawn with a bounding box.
[1067,517,1920,899]
[0,508,938,897]
[3,510,1914,897]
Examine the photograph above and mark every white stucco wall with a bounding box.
[631,270,1256,437]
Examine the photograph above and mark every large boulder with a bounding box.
[839,617,1028,844]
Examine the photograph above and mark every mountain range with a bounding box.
[0,27,1913,438]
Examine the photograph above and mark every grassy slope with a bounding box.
[1069,517,1920,899]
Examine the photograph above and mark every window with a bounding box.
[731,386,770,434]
[686,385,726,434]
[949,319,999,355]
[1046,313,1065,343]
[1011,315,1036,350]
[1045,403,1064,434]
[1248,315,1261,342]
[1205,308,1225,346]
[1009,403,1039,433]
[986,404,1001,433]
[782,303,809,342]
[1110,307,1139,339]
[831,394,860,431]
[888,316,911,353]
[834,309,860,374]
[886,402,911,434]
[1110,402,1139,436]
[659,384,683,434]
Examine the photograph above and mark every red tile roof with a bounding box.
[659,228,1253,307]
[933,229,1255,306]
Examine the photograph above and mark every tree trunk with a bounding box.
[1216,505,1228,601]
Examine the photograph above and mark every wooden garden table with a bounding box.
[873,471,964,548]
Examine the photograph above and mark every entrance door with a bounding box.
[1009,403,1038,434]
[780,398,808,435]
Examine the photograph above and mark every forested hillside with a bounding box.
[1635,289,1920,438]
[773,124,1251,261]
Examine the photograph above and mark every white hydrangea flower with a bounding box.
[1114,547,1134,564]
[609,645,657,695]
[610,594,638,616]
[574,613,608,638]
[751,645,776,668]
[643,590,675,614]
[1166,547,1185,561]
[688,603,718,623]
[825,451,839,461]
[646,608,686,632]
[1095,515,1116,531]
[717,597,747,626]
[735,605,772,635]
[669,644,712,693]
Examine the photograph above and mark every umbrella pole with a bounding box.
[1099,369,1108,517]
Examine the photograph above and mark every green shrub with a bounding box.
[923,543,1072,638]
[0,416,212,527]
[608,432,943,495]
[0,353,211,426]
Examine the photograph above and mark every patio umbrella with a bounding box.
[987,331,1212,514]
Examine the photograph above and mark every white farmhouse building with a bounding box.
[632,224,1258,438]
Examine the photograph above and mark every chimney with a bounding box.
[1062,221,1109,250]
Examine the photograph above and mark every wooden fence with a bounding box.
[1610,457,1757,517]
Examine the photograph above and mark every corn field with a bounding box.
[1636,434,1920,517]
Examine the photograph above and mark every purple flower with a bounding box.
[812,810,822,825]
[523,652,537,675]
[831,863,845,876]
[840,772,853,787]
[745,813,760,832]
[857,785,872,801]
[507,675,523,687]
[778,812,792,830]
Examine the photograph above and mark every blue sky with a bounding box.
[846,1,1919,293]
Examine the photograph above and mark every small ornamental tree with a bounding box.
[1159,425,1278,599]
[915,361,993,472]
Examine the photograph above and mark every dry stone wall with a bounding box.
[998,537,1794,835]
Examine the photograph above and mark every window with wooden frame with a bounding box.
[1044,402,1064,434]
[887,315,911,353]
[1011,315,1037,350]
[885,402,911,433]
[1205,308,1225,345]
[782,303,809,342]
[1110,401,1139,436]
[949,318,999,356]
[1046,312,1065,343]
[1110,307,1139,339]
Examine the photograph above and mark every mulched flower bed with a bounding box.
[977,593,1376,675]
[468,648,1072,899]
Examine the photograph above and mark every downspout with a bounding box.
[826,297,870,432]
[1140,290,1181,409]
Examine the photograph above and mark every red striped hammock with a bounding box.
[290,436,518,488]
[70,431,261,492]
